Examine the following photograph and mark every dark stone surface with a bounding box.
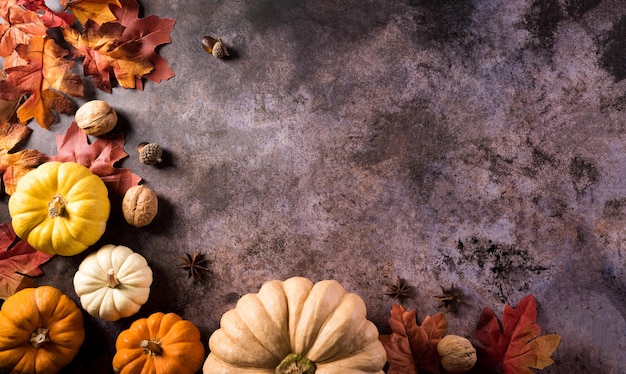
[2,0,626,372]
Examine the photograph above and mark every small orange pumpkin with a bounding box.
[112,312,205,374]
[0,286,85,374]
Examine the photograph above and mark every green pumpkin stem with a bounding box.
[107,269,120,288]
[30,327,50,349]
[140,339,163,356]
[275,353,316,374]
[48,194,66,217]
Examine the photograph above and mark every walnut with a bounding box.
[437,335,477,373]
[122,185,158,227]
[75,100,117,136]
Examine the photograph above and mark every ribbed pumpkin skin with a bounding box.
[9,161,110,256]
[73,244,153,321]
[0,286,85,374]
[203,277,387,374]
[113,312,205,374]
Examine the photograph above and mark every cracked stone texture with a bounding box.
[2,0,626,372]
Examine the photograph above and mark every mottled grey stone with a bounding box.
[1,0,626,372]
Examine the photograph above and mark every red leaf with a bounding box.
[111,0,175,89]
[45,122,141,195]
[0,222,54,298]
[473,295,561,373]
[380,304,447,374]
[16,0,76,28]
[62,20,154,93]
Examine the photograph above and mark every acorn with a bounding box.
[202,36,229,58]
[137,142,163,165]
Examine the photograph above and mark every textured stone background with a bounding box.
[1,0,626,372]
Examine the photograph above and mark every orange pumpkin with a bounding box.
[0,286,85,374]
[113,312,205,374]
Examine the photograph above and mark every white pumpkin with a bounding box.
[73,244,153,321]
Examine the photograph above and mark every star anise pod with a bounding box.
[384,276,412,301]
[434,285,464,312]
[178,251,210,282]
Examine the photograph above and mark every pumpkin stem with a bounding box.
[30,327,50,349]
[48,194,66,217]
[275,353,316,374]
[140,339,163,356]
[107,269,120,288]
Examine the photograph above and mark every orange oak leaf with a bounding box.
[0,222,54,299]
[0,36,84,128]
[112,0,175,89]
[380,304,447,374]
[0,121,45,195]
[62,20,154,93]
[45,121,141,195]
[473,295,561,374]
[0,1,47,64]
[16,0,76,28]
[62,0,121,25]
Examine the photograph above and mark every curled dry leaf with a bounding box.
[472,294,561,373]
[380,304,447,374]
[0,222,54,299]
[45,122,141,195]
[0,121,45,195]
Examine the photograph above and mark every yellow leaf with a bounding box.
[63,0,122,25]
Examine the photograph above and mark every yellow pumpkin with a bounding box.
[112,312,205,374]
[0,286,85,374]
[9,161,110,256]
[203,276,386,373]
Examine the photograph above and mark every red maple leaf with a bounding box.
[0,222,54,299]
[380,304,447,374]
[473,295,561,373]
[62,20,154,93]
[111,0,175,89]
[45,121,141,195]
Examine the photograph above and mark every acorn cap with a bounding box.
[138,143,163,165]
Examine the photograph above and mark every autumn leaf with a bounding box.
[0,97,20,124]
[473,295,561,374]
[111,0,175,89]
[380,304,447,374]
[62,0,121,25]
[62,20,154,93]
[0,36,84,128]
[0,1,48,64]
[45,121,141,195]
[0,121,45,195]
[16,0,76,28]
[0,222,54,299]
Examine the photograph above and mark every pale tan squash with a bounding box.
[203,276,386,374]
